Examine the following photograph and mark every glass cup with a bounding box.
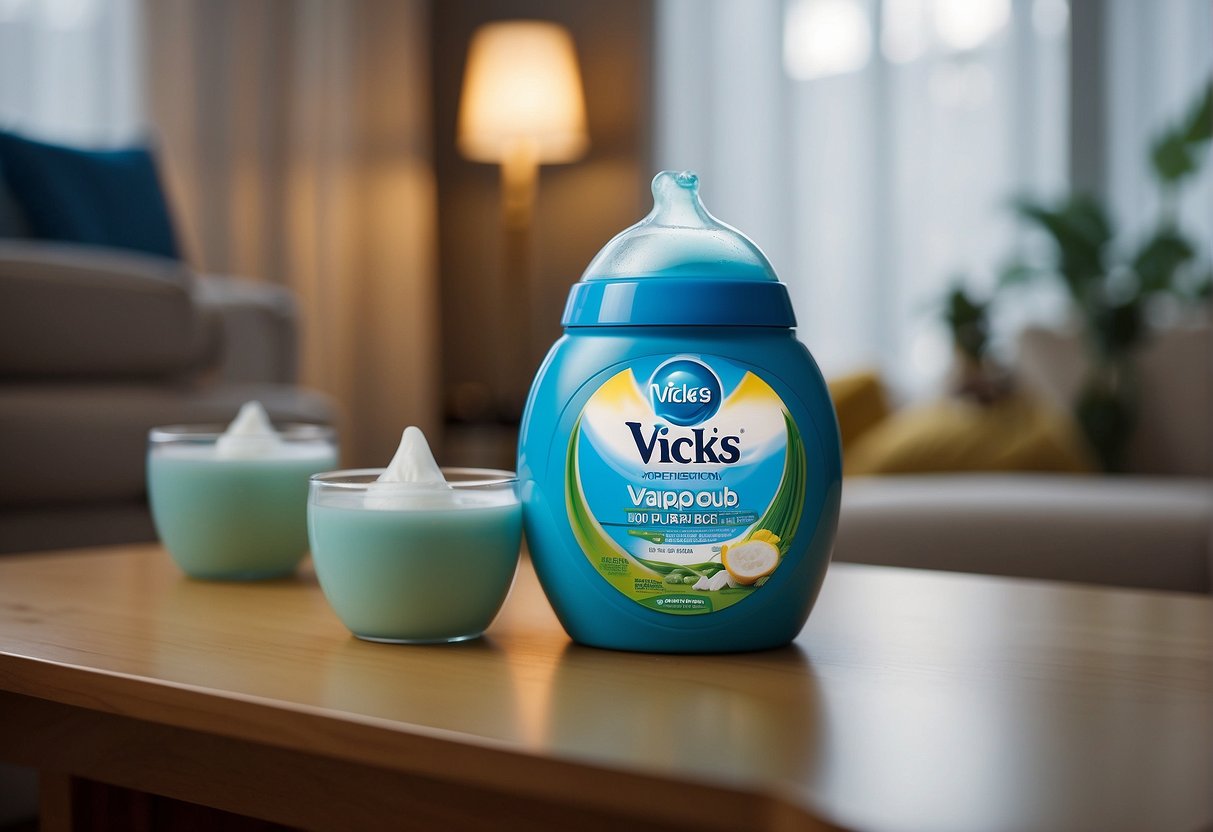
[307,467,522,644]
[147,423,337,580]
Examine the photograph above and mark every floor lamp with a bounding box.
[457,20,589,419]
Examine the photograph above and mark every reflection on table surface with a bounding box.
[0,545,1208,832]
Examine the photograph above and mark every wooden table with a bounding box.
[0,544,1208,832]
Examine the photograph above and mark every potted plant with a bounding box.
[942,281,1012,405]
[999,80,1211,471]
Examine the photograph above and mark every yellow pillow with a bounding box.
[844,394,1093,476]
[827,371,891,450]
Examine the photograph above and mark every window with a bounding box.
[0,0,142,144]
[655,0,1211,394]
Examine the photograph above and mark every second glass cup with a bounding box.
[307,468,522,644]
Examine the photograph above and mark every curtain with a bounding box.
[0,0,143,143]
[143,0,440,466]
[655,0,1070,395]
[657,0,1213,396]
[1105,0,1213,247]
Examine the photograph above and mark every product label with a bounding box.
[566,354,807,615]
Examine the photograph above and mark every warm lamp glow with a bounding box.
[456,20,587,404]
[457,21,589,165]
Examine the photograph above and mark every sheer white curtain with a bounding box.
[656,0,1069,394]
[1105,0,1213,248]
[0,0,142,143]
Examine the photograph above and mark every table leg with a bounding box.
[37,772,72,832]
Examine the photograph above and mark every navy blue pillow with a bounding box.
[0,131,179,259]
[0,167,31,238]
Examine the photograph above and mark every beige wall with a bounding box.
[144,0,440,467]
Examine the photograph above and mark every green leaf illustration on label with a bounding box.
[748,411,807,555]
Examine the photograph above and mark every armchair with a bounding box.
[0,241,335,554]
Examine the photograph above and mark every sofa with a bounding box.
[833,322,1213,594]
[0,241,335,554]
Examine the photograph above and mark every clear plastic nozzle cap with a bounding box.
[580,171,777,282]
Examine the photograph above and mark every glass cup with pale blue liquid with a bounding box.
[307,468,522,644]
[148,422,338,580]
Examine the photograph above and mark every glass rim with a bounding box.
[310,467,517,490]
[149,423,335,443]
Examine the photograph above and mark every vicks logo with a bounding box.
[648,358,722,426]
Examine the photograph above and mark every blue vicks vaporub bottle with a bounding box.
[518,171,841,653]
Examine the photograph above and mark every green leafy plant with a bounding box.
[944,282,993,363]
[940,280,1012,404]
[998,79,1212,471]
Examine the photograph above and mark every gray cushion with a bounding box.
[0,241,209,377]
[0,383,335,505]
[0,502,156,555]
[192,275,299,384]
[835,474,1213,593]
[0,174,30,238]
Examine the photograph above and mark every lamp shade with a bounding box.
[457,21,589,164]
